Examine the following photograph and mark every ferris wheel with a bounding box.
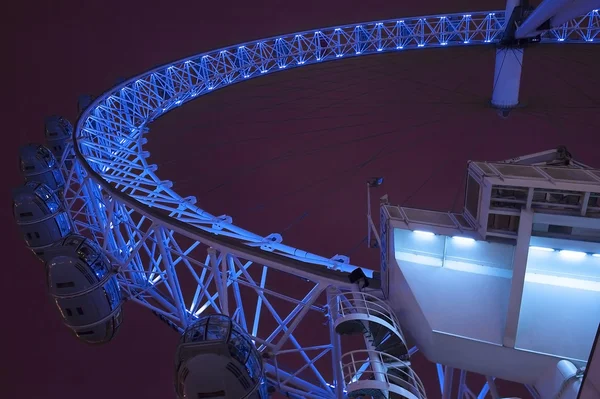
[11,2,600,399]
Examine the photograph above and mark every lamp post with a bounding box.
[366,177,384,248]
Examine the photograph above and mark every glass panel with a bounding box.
[34,184,53,200]
[245,352,261,381]
[37,146,55,167]
[102,278,121,309]
[257,378,269,399]
[205,316,229,341]
[90,258,109,279]
[228,330,251,364]
[64,235,85,248]
[77,243,100,265]
[186,319,208,342]
[45,198,60,213]
[52,169,64,186]
[56,213,72,236]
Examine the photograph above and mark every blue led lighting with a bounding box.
[72,9,597,283]
[50,9,599,397]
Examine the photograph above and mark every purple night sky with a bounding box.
[3,0,599,397]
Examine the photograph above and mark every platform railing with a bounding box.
[341,350,427,399]
[329,291,405,336]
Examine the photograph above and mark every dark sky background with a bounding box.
[3,0,600,398]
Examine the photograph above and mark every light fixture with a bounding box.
[452,236,475,244]
[414,230,435,237]
[530,246,555,252]
[559,250,587,259]
[367,177,384,188]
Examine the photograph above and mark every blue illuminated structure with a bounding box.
[11,5,600,399]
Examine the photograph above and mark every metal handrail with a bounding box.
[329,291,405,339]
[341,349,427,399]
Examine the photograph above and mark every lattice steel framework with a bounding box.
[56,9,599,399]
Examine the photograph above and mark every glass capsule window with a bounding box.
[33,183,53,201]
[245,351,261,381]
[77,243,100,266]
[181,315,263,376]
[257,378,269,399]
[64,235,85,248]
[56,213,71,236]
[228,329,252,365]
[36,146,56,168]
[205,316,230,341]
[89,258,108,279]
[88,251,110,274]
[102,277,121,309]
[45,198,60,213]
[51,169,64,186]
[185,319,207,342]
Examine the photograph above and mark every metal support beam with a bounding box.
[515,0,570,38]
[437,363,446,396]
[503,209,533,348]
[486,376,501,399]
[551,1,600,27]
[208,247,228,316]
[156,226,189,327]
[457,370,468,399]
[272,283,324,352]
[492,0,524,111]
[491,47,524,110]
[516,0,600,38]
[264,364,331,398]
[442,366,455,399]
[327,288,345,399]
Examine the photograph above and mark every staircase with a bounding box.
[330,292,427,399]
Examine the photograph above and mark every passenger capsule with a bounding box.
[45,235,123,344]
[175,314,269,399]
[44,115,73,160]
[19,143,64,191]
[12,181,72,260]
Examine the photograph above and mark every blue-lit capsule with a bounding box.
[174,314,269,399]
[12,181,72,260]
[45,115,73,160]
[19,143,64,191]
[45,235,123,344]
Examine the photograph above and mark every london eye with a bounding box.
[7,1,600,398]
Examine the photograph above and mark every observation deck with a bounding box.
[380,148,600,388]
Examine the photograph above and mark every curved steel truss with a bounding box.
[55,8,599,398]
